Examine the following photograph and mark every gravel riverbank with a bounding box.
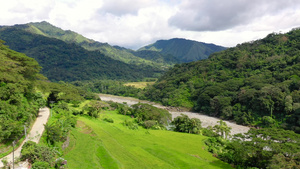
[99,94,249,135]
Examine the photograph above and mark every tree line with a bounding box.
[144,28,300,133]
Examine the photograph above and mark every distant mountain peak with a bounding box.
[138,38,226,63]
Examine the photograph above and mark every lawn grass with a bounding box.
[123,82,155,89]
[63,110,233,169]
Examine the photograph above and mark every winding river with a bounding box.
[99,94,250,135]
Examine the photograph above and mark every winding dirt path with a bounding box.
[0,107,50,168]
[99,94,250,135]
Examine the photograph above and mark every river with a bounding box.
[99,94,250,135]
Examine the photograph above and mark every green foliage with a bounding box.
[0,41,46,143]
[21,141,57,165]
[122,119,139,130]
[145,29,300,132]
[45,104,76,145]
[25,21,174,70]
[138,38,226,62]
[0,27,163,82]
[73,80,144,99]
[103,117,114,123]
[213,120,232,139]
[205,137,228,155]
[267,153,300,169]
[63,113,233,169]
[218,128,300,168]
[172,114,202,134]
[83,100,109,118]
[131,103,172,127]
[32,161,50,169]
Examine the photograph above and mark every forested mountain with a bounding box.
[145,28,300,133]
[138,38,226,62]
[0,27,162,81]
[6,21,174,69]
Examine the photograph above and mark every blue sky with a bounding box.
[1,0,300,49]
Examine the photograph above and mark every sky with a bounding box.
[1,0,300,49]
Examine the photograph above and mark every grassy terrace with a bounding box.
[123,82,155,89]
[63,110,233,169]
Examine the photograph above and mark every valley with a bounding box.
[0,20,300,169]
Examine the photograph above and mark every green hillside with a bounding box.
[138,38,226,62]
[0,40,45,153]
[63,110,233,169]
[0,27,163,82]
[145,29,300,132]
[19,21,173,69]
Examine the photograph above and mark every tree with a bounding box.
[172,114,202,134]
[213,120,232,139]
[83,100,104,118]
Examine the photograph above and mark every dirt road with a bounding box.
[0,107,50,168]
[99,94,249,135]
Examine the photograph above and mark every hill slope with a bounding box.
[0,27,162,81]
[0,40,44,143]
[145,29,300,132]
[63,111,233,169]
[138,38,226,62]
[15,21,175,69]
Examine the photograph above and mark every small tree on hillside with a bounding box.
[213,120,232,139]
[172,114,202,134]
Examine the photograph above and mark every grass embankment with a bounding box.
[63,110,233,169]
[123,82,155,89]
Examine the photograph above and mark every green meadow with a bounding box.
[63,110,233,169]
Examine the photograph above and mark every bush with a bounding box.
[32,161,50,169]
[123,119,138,130]
[172,114,202,134]
[21,141,57,164]
[103,118,114,123]
[143,120,157,129]
[131,103,171,126]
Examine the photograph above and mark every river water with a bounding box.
[99,94,249,135]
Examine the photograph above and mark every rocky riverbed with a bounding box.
[99,94,250,135]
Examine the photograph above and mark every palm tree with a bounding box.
[213,120,232,139]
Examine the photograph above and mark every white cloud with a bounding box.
[169,0,300,31]
[0,0,300,49]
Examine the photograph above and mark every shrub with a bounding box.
[103,118,114,123]
[123,119,138,130]
[143,120,157,129]
[131,103,171,126]
[32,161,50,169]
[172,114,202,134]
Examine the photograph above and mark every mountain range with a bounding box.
[139,38,226,62]
[0,21,226,81]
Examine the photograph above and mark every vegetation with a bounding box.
[21,141,58,167]
[205,128,300,168]
[4,21,176,70]
[172,114,202,134]
[63,110,233,169]
[145,28,300,133]
[123,81,156,89]
[72,80,146,99]
[0,40,44,144]
[131,103,172,127]
[138,38,226,62]
[0,27,163,82]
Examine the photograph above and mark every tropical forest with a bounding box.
[0,13,300,169]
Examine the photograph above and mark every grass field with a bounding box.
[63,110,233,169]
[123,82,155,89]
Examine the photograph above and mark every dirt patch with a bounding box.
[76,120,96,136]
